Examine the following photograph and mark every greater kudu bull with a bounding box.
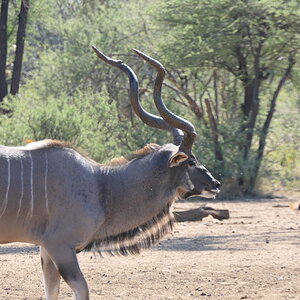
[0,47,220,300]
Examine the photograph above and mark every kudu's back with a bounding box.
[0,141,101,245]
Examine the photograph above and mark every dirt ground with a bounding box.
[0,196,299,300]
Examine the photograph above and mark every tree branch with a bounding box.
[166,70,204,119]
[204,98,224,163]
[249,51,297,190]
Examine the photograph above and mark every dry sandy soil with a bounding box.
[0,196,299,300]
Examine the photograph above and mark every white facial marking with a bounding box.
[17,159,24,217]
[200,189,219,199]
[0,149,11,218]
[185,172,194,190]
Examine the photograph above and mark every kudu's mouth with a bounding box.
[181,187,220,199]
[200,188,220,199]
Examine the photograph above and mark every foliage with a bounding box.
[156,0,300,69]
[0,87,175,162]
[152,0,300,193]
[0,90,116,161]
[0,0,299,196]
[260,87,300,190]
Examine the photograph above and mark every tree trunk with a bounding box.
[204,98,224,165]
[0,0,9,103]
[242,80,255,118]
[238,80,257,189]
[242,44,262,162]
[248,53,296,191]
[10,0,29,95]
[239,44,263,193]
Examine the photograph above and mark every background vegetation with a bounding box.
[0,0,299,196]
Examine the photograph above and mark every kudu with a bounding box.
[0,47,220,300]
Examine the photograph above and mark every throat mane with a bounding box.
[84,203,175,256]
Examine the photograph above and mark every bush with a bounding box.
[0,89,122,162]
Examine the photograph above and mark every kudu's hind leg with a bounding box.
[43,244,89,300]
[40,247,61,300]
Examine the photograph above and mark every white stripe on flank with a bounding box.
[90,164,94,173]
[27,151,34,218]
[0,149,11,218]
[17,159,24,217]
[45,152,49,213]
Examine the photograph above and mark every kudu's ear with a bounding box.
[169,152,188,167]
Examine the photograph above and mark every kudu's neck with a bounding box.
[90,154,178,254]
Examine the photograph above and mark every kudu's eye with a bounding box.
[188,160,196,166]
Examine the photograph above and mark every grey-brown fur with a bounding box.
[0,49,220,300]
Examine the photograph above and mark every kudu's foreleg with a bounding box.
[41,247,61,300]
[42,244,89,300]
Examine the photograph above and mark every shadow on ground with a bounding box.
[0,245,39,255]
[155,234,247,252]
[155,231,300,252]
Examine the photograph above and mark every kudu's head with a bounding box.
[92,46,220,199]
